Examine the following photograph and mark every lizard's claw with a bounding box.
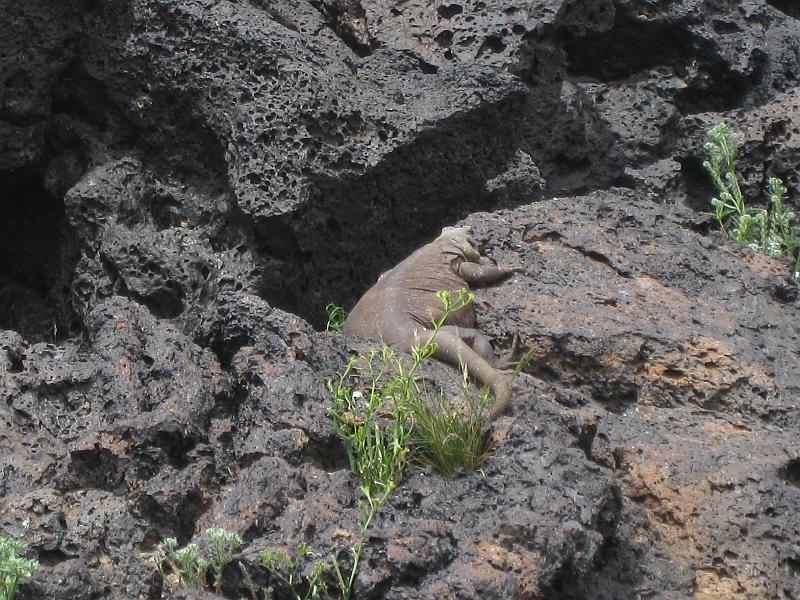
[494,332,522,370]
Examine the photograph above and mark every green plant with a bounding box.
[405,343,535,475]
[703,122,800,280]
[325,303,347,333]
[207,528,243,592]
[154,538,208,589]
[327,288,500,596]
[259,542,328,600]
[0,536,39,600]
[154,528,241,591]
[403,382,494,475]
[329,346,414,500]
[328,345,414,599]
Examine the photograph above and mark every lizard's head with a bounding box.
[439,225,480,261]
[439,225,473,240]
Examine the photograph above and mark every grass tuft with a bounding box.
[404,383,494,475]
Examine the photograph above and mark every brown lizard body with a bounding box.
[343,226,520,420]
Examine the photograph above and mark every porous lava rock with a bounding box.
[465,190,800,598]
[1,0,799,599]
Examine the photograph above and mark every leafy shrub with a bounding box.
[703,122,800,280]
[154,528,242,592]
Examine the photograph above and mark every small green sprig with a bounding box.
[0,536,40,600]
[206,528,243,592]
[153,528,241,592]
[328,345,413,600]
[325,303,347,332]
[259,543,328,600]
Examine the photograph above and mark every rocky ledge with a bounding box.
[1,1,799,598]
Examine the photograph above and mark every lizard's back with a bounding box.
[343,235,476,346]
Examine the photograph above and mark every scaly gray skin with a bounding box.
[343,226,521,420]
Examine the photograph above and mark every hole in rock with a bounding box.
[787,557,800,577]
[253,93,531,328]
[135,489,208,545]
[574,421,597,460]
[300,436,350,473]
[37,548,72,567]
[66,447,125,491]
[558,10,760,112]
[679,156,718,213]
[559,14,696,80]
[780,457,800,488]
[0,170,79,340]
[153,430,197,470]
[435,30,454,47]
[438,4,463,19]
[477,35,507,57]
[767,0,800,19]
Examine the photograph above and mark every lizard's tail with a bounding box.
[487,377,513,421]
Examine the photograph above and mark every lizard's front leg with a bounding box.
[455,258,525,285]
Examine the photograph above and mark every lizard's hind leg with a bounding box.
[438,326,495,363]
[439,326,520,370]
[415,328,513,420]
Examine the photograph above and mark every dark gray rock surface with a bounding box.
[465,191,800,598]
[1,0,799,598]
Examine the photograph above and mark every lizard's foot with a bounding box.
[505,265,528,277]
[494,332,522,370]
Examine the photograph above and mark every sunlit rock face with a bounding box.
[1,1,799,598]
